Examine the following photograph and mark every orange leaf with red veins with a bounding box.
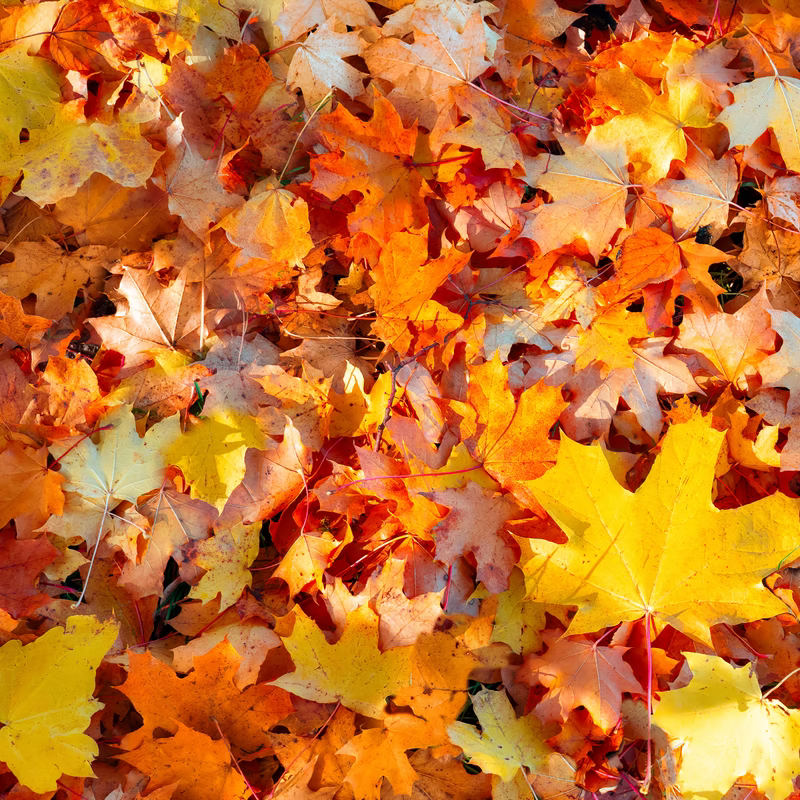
[519,637,644,733]
[120,722,249,800]
[46,0,120,74]
[676,287,775,388]
[311,94,427,244]
[119,641,293,758]
[452,354,566,510]
[286,17,365,106]
[0,443,63,529]
[47,0,161,75]
[368,228,469,355]
[0,530,58,618]
[422,482,520,593]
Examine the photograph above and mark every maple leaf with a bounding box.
[336,715,424,800]
[120,722,249,800]
[0,443,63,530]
[363,8,490,127]
[1,239,108,321]
[120,641,292,757]
[0,529,59,618]
[276,0,378,40]
[0,292,53,347]
[716,65,800,173]
[2,104,161,206]
[310,93,427,244]
[449,354,566,509]
[588,63,716,184]
[520,411,800,644]
[163,408,266,511]
[653,653,800,800]
[286,17,366,106]
[368,228,469,355]
[676,286,775,388]
[51,407,178,540]
[519,637,644,733]
[448,689,567,784]
[651,149,737,242]
[52,173,175,250]
[271,605,413,718]
[218,177,313,267]
[0,615,118,792]
[423,481,520,593]
[153,116,245,240]
[90,265,208,372]
[441,86,525,171]
[0,44,60,154]
[521,135,630,259]
[186,522,260,608]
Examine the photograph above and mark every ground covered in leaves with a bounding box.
[4,0,800,799]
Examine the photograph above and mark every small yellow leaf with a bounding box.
[188,522,260,609]
[447,689,558,783]
[271,605,413,718]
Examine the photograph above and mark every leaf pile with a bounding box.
[5,1,800,799]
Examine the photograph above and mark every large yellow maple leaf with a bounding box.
[0,615,118,792]
[653,653,800,800]
[519,411,800,644]
[588,64,717,185]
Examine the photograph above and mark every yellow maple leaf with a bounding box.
[164,408,266,510]
[653,653,800,800]
[447,689,569,784]
[716,70,800,173]
[588,64,716,184]
[271,605,413,718]
[188,522,260,609]
[0,615,119,792]
[2,103,161,206]
[520,411,800,644]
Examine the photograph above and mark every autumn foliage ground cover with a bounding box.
[7,0,800,798]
